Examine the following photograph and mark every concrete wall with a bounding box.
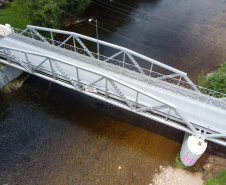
[0,65,22,88]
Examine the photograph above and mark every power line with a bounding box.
[82,11,183,50]
[65,13,207,69]
[91,1,220,43]
[112,0,221,18]
[91,1,180,34]
[95,0,194,28]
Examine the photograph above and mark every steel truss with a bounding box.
[17,25,199,92]
[0,45,225,146]
[13,26,226,100]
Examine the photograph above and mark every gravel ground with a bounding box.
[152,166,203,185]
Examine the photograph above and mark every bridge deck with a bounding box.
[0,33,225,137]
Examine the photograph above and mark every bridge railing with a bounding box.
[13,25,201,92]
[12,27,226,100]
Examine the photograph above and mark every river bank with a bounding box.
[152,155,226,185]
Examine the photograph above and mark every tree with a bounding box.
[14,0,91,29]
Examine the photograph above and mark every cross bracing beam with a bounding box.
[0,45,226,147]
[59,35,72,47]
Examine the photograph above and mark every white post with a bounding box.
[180,133,207,166]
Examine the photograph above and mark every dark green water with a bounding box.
[0,0,225,184]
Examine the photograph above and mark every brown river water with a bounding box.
[0,0,226,184]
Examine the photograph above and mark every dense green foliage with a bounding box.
[0,2,30,29]
[204,71,226,94]
[205,169,226,185]
[198,63,226,96]
[14,0,91,28]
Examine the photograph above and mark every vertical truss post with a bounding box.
[30,29,34,39]
[105,78,108,99]
[135,92,139,108]
[50,32,54,45]
[76,67,81,89]
[24,52,32,70]
[149,63,153,76]
[73,36,76,52]
[97,41,100,60]
[123,52,125,68]
[49,59,56,80]
[177,76,182,86]
[165,108,171,121]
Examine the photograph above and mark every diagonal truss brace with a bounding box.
[59,35,72,47]
[73,35,94,58]
[3,49,31,72]
[126,52,145,75]
[104,51,123,62]
[81,76,105,91]
[108,79,134,110]
[32,58,48,72]
[51,60,79,90]
[29,29,49,44]
[174,109,197,134]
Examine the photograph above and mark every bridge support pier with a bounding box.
[0,65,23,88]
[180,133,207,166]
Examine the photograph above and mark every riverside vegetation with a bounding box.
[1,0,113,29]
[198,62,226,97]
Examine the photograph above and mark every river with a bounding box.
[0,0,226,184]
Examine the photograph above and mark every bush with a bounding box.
[198,63,226,97]
[204,71,226,95]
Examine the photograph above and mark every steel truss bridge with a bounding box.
[0,25,226,146]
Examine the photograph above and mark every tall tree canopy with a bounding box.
[14,0,91,28]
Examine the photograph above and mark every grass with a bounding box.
[174,153,186,169]
[205,169,226,185]
[0,62,3,72]
[0,2,30,29]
